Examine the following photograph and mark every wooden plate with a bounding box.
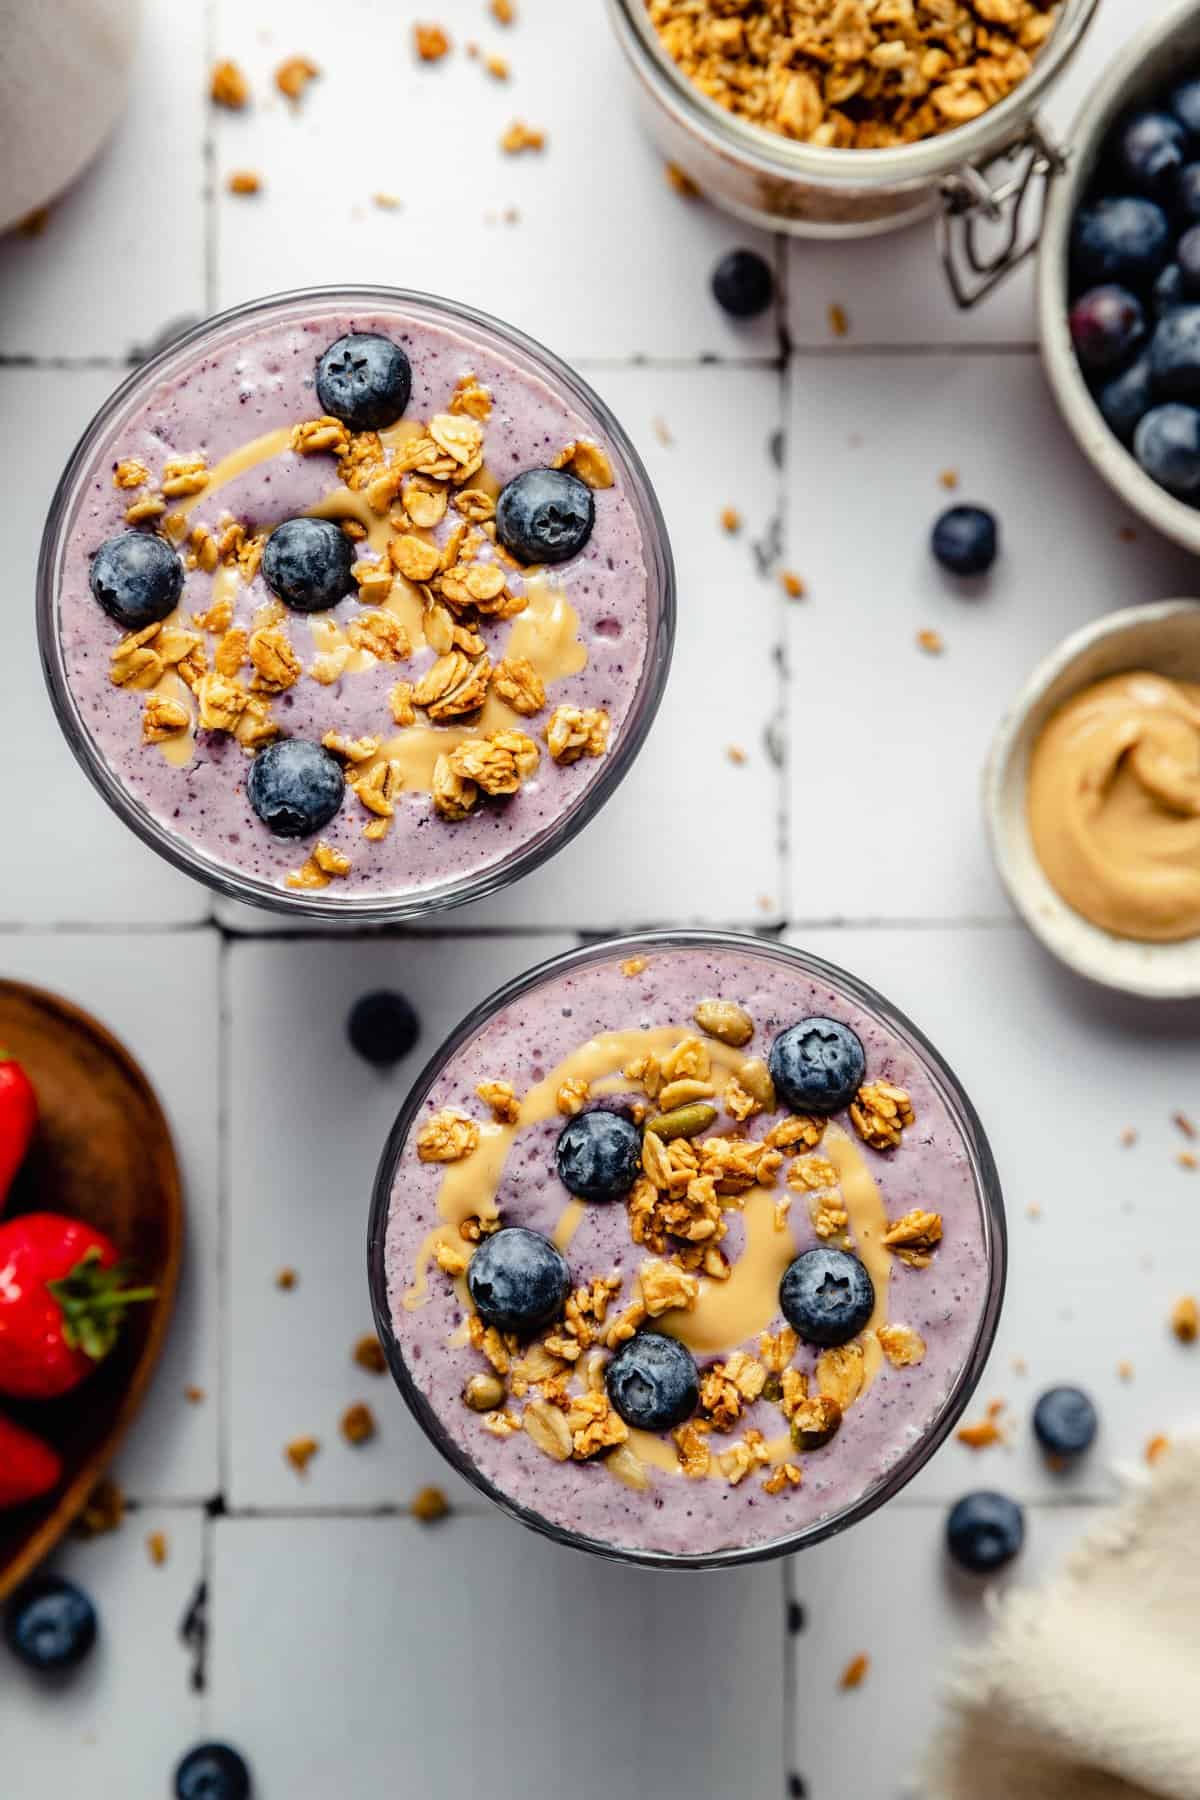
[0,981,182,1602]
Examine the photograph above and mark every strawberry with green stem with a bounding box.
[0,1214,155,1400]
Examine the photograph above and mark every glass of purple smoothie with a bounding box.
[369,931,1005,1569]
[38,288,673,921]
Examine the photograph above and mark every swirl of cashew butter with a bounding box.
[1028,671,1200,943]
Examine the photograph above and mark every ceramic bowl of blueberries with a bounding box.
[985,598,1200,1000]
[1040,0,1200,550]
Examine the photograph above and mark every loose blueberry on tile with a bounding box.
[1032,1385,1097,1460]
[555,1109,642,1202]
[174,1743,252,1800]
[1097,356,1153,443]
[261,516,355,612]
[1170,78,1200,143]
[466,1227,571,1335]
[711,248,774,319]
[1134,402,1200,496]
[779,1247,874,1348]
[1068,286,1147,373]
[315,332,412,431]
[1071,196,1171,292]
[1153,261,1186,315]
[89,530,183,629]
[495,468,595,566]
[346,991,420,1066]
[246,739,345,838]
[930,504,999,577]
[1150,305,1200,400]
[945,1491,1024,1575]
[1113,109,1187,198]
[606,1330,699,1431]
[3,1576,97,1672]
[768,1017,865,1115]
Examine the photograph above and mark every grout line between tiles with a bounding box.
[216,935,232,1500]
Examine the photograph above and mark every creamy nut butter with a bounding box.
[1028,672,1200,944]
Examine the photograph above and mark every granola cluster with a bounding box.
[647,0,1060,150]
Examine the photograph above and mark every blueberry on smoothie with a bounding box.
[1068,285,1146,373]
[466,1227,570,1335]
[606,1331,699,1431]
[555,1109,642,1202]
[261,516,355,612]
[4,1576,97,1673]
[495,468,595,566]
[89,530,183,629]
[931,504,998,577]
[945,1491,1024,1575]
[1071,197,1171,292]
[315,332,412,431]
[246,739,345,838]
[1097,356,1153,442]
[1154,261,1187,315]
[174,1743,252,1800]
[1113,110,1187,198]
[780,1247,874,1347]
[1032,1385,1097,1460]
[1134,403,1200,496]
[768,1017,865,1115]
[347,991,420,1066]
[711,248,774,319]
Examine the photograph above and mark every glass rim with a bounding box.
[607,0,1100,189]
[367,927,1007,1572]
[37,284,676,924]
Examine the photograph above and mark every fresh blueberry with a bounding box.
[466,1227,570,1335]
[1178,226,1200,299]
[1068,285,1147,373]
[1113,109,1187,197]
[1071,196,1171,292]
[89,531,183,629]
[779,1247,874,1348]
[246,739,345,838]
[1150,305,1200,400]
[768,1017,865,1116]
[1178,166,1200,226]
[315,332,412,431]
[4,1576,97,1672]
[1154,261,1187,316]
[1032,1385,1098,1460]
[1135,402,1200,497]
[346,991,419,1066]
[606,1331,699,1431]
[1097,355,1153,442]
[945,1491,1025,1575]
[711,248,774,319]
[1170,78,1200,144]
[555,1109,642,1203]
[261,516,355,612]
[931,504,999,576]
[495,468,595,566]
[174,1743,252,1800]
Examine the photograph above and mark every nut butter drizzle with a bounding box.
[404,1023,894,1479]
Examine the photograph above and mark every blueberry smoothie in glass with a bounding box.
[370,933,1004,1567]
[38,289,673,918]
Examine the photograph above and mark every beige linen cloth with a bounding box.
[923,1443,1200,1800]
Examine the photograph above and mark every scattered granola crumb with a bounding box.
[341,1402,377,1445]
[1011,1356,1028,1377]
[1179,1151,1198,1171]
[484,53,510,78]
[665,160,701,198]
[16,205,51,237]
[410,1484,450,1522]
[780,570,805,599]
[725,744,748,767]
[372,192,402,210]
[1174,1111,1196,1139]
[939,468,959,490]
[839,1653,870,1691]
[414,23,451,60]
[1117,1359,1134,1381]
[828,302,849,338]
[720,506,742,533]
[227,170,262,195]
[500,119,545,153]
[275,55,320,101]
[652,416,673,446]
[285,1436,320,1475]
[210,59,249,108]
[146,1531,168,1567]
[1026,1201,1042,1221]
[917,628,945,655]
[276,1267,298,1291]
[74,1478,125,1538]
[353,1334,387,1374]
[1171,1295,1198,1343]
[957,1414,1003,1450]
[491,0,515,19]
[1120,1127,1138,1147]
[1146,1433,1170,1466]
[184,1385,207,1404]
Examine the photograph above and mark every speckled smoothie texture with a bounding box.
[55,304,650,899]
[384,943,995,1558]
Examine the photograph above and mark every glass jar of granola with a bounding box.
[607,0,1099,300]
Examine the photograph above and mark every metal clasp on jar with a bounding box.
[938,120,1068,310]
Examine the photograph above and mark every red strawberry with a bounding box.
[0,1413,62,1508]
[0,1052,37,1213]
[0,1214,155,1401]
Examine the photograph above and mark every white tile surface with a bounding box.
[0,932,221,1500]
[784,352,1197,923]
[210,1512,785,1800]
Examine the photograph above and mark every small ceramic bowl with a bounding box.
[985,600,1200,1000]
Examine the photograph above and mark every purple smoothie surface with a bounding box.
[55,302,650,899]
[383,942,995,1558]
